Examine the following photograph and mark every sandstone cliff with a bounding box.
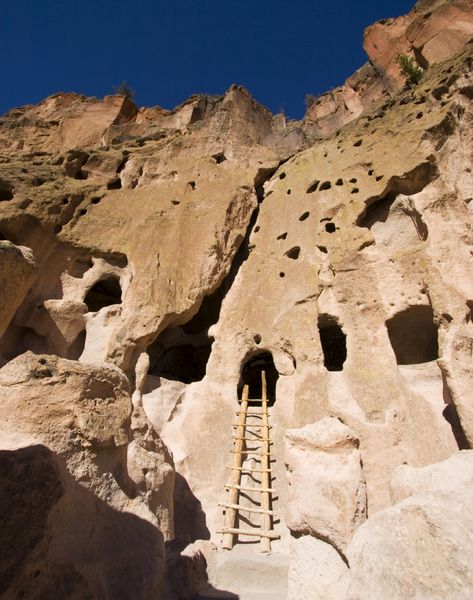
[1,1,473,599]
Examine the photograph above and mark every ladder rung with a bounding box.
[232,436,272,442]
[239,398,266,402]
[235,412,266,416]
[230,450,271,455]
[232,425,272,429]
[226,465,272,472]
[217,527,280,540]
[224,483,275,493]
[219,502,275,515]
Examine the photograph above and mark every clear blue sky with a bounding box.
[1,0,414,119]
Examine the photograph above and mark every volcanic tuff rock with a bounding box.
[304,0,473,136]
[1,0,473,598]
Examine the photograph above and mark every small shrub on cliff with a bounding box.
[305,94,321,110]
[113,81,135,101]
[395,54,423,86]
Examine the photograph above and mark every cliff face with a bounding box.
[1,1,473,599]
[304,0,473,136]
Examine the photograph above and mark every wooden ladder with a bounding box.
[218,370,280,553]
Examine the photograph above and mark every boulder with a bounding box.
[391,449,473,503]
[284,418,367,552]
[287,535,349,600]
[346,485,473,600]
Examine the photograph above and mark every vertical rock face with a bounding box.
[1,1,473,597]
[284,418,366,552]
[305,0,473,136]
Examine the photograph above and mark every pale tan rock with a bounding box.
[287,535,349,600]
[346,487,473,600]
[391,449,473,503]
[0,444,165,599]
[0,352,174,551]
[284,418,367,551]
[0,241,36,339]
[0,4,473,594]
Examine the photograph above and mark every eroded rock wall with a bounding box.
[1,1,473,597]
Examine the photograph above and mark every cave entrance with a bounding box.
[386,305,438,365]
[148,342,211,384]
[318,314,347,371]
[84,276,122,312]
[238,351,278,406]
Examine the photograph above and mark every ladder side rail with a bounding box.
[222,384,249,550]
[260,370,272,553]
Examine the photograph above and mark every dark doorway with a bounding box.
[238,352,279,405]
[148,343,212,384]
[318,314,347,371]
[386,305,438,365]
[84,277,122,312]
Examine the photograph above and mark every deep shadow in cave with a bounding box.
[237,351,279,405]
[84,277,122,312]
[148,343,212,384]
[386,305,438,365]
[318,314,347,371]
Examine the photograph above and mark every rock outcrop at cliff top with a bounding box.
[1,0,473,598]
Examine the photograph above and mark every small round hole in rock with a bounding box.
[213,152,226,164]
[349,178,357,183]
[319,181,331,191]
[287,189,291,195]
[336,179,343,186]
[299,211,310,221]
[279,172,286,180]
[254,226,260,233]
[351,188,359,194]
[277,232,287,240]
[253,334,262,345]
[306,180,320,193]
[187,181,196,190]
[325,222,336,233]
[285,246,301,260]
[353,139,363,147]
[91,196,101,204]
[279,272,285,278]
[317,245,328,253]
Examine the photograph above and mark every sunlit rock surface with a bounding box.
[1,1,473,597]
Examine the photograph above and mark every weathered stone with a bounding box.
[346,486,473,600]
[391,449,473,503]
[287,535,349,600]
[284,418,367,551]
[0,241,36,340]
[0,2,473,597]
[0,444,165,599]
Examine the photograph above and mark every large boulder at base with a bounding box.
[0,445,164,599]
[391,449,473,503]
[287,535,349,600]
[284,418,367,552]
[346,486,473,600]
[0,352,174,598]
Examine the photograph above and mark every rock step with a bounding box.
[195,588,286,600]
[208,550,289,597]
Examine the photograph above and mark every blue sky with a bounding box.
[1,0,414,119]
